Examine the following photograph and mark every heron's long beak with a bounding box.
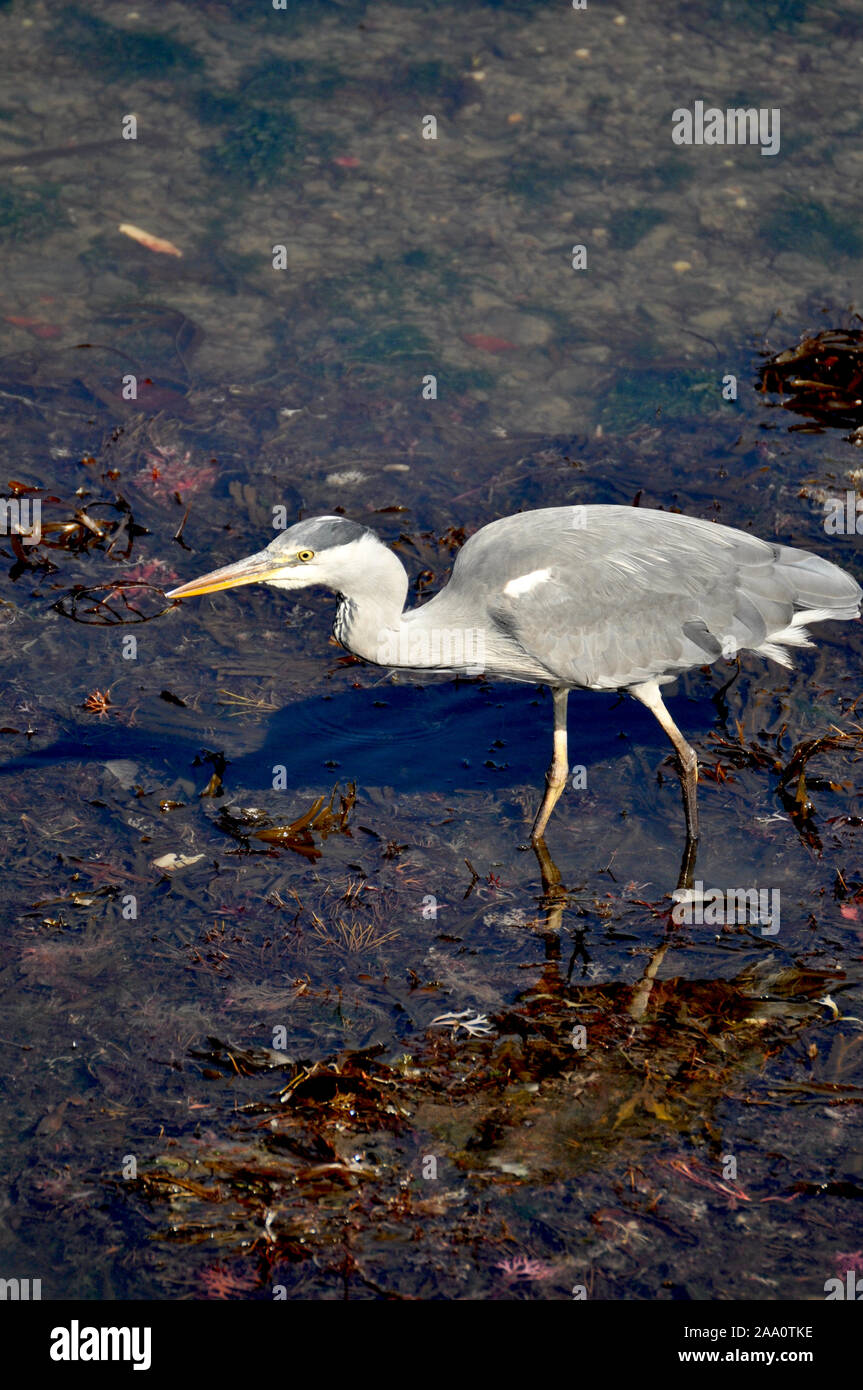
[166,551,286,599]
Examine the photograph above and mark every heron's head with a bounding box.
[166,516,383,600]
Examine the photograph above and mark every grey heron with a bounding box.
[167,506,860,881]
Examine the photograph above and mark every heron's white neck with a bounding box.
[329,535,411,664]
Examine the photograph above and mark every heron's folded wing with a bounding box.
[485,536,781,689]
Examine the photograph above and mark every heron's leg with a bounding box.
[631,680,699,889]
[530,688,570,843]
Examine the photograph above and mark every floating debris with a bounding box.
[103,760,139,789]
[118,222,183,257]
[55,582,171,625]
[153,852,205,872]
[496,1256,555,1280]
[462,332,518,353]
[82,688,112,718]
[759,327,863,432]
[309,909,399,954]
[252,784,357,860]
[430,1008,495,1040]
[706,721,863,853]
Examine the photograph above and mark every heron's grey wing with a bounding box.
[486,554,732,688]
[474,507,859,689]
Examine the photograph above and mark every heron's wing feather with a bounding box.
[464,507,859,688]
[487,567,731,687]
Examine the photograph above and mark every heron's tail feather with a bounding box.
[723,546,859,668]
[772,544,862,619]
[747,547,860,666]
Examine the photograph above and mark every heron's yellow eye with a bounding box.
[297,549,315,563]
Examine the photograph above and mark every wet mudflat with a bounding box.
[0,0,861,1300]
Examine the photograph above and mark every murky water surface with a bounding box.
[1,0,862,1300]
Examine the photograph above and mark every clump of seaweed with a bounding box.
[201,108,301,189]
[212,785,357,862]
[113,950,844,1298]
[705,720,863,852]
[55,8,203,80]
[758,325,863,432]
[0,184,67,243]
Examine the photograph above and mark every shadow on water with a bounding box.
[0,676,724,798]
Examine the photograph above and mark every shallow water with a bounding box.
[0,0,862,1302]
